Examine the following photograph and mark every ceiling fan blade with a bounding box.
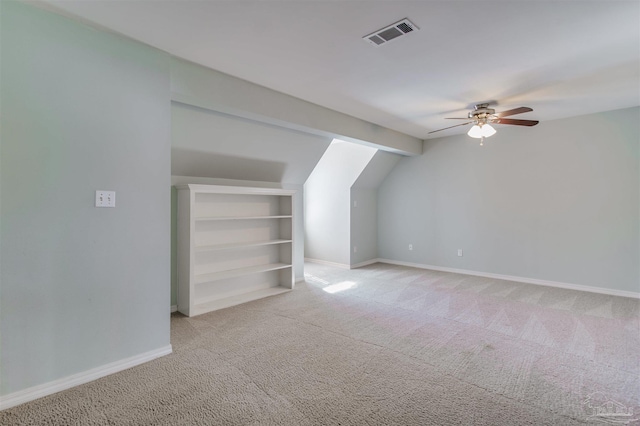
[444,117,470,120]
[428,121,473,134]
[495,107,533,117]
[494,118,539,126]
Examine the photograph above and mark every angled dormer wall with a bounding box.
[351,151,401,266]
[304,140,400,268]
[304,141,377,266]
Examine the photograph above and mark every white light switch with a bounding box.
[96,190,116,208]
[457,249,463,257]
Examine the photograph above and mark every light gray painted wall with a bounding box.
[351,151,401,265]
[0,1,171,395]
[170,58,422,155]
[350,188,378,265]
[378,107,640,293]
[304,141,377,265]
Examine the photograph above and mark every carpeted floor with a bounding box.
[2,262,639,425]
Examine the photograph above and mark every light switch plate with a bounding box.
[96,190,116,208]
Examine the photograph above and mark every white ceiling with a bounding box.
[37,0,640,140]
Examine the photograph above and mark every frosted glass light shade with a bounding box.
[467,125,483,138]
[481,124,496,137]
[467,124,496,138]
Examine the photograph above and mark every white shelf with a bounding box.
[195,239,292,252]
[193,286,291,315]
[194,263,291,284]
[195,215,292,221]
[177,184,296,317]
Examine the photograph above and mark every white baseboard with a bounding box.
[305,257,380,270]
[350,259,380,269]
[0,345,173,411]
[376,258,640,299]
[304,258,350,269]
[170,305,178,313]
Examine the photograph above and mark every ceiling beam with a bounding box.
[171,58,422,156]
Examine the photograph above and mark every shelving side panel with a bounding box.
[176,189,194,316]
[277,195,294,285]
[194,193,283,219]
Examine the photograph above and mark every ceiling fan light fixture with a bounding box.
[467,125,483,138]
[467,123,496,139]
[429,104,538,139]
[481,123,496,137]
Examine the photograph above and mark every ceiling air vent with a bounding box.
[363,18,419,47]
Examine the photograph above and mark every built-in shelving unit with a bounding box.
[176,184,296,317]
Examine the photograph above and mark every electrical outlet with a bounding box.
[354,246,358,253]
[96,190,116,208]
[457,249,463,257]
[353,200,358,207]
[409,244,413,251]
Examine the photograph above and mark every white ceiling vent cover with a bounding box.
[363,19,419,47]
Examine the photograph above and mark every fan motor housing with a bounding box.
[468,104,495,119]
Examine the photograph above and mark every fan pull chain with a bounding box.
[480,136,484,146]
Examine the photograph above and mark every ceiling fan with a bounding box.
[428,103,539,145]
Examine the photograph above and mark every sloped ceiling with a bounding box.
[171,103,332,184]
[37,0,639,140]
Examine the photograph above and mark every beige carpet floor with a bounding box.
[2,262,639,425]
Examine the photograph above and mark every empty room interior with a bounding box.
[1,1,639,424]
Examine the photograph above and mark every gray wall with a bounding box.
[304,141,377,265]
[350,188,378,265]
[351,151,401,265]
[378,107,640,293]
[1,1,171,395]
